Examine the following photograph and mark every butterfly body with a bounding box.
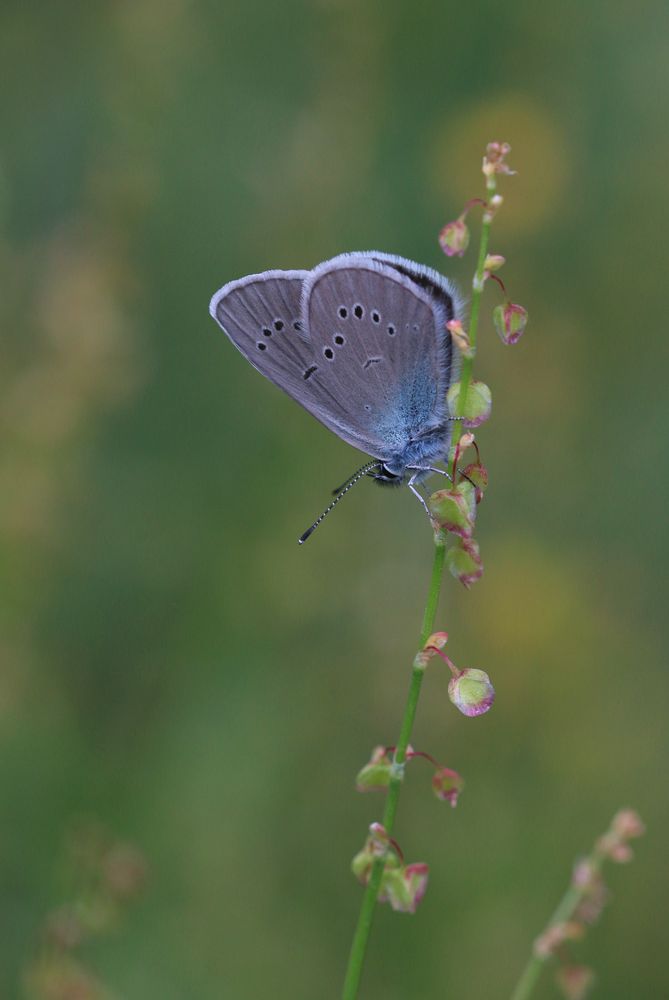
[209,252,463,528]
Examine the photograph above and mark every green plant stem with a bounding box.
[451,177,496,476]
[341,540,446,1000]
[509,853,604,1000]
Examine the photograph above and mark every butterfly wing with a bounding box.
[209,269,315,396]
[210,268,379,455]
[300,254,456,461]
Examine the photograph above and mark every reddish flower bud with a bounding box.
[445,537,484,588]
[555,964,595,1000]
[611,809,645,841]
[428,482,476,538]
[448,667,495,717]
[493,301,528,345]
[447,380,492,428]
[534,921,585,958]
[414,631,449,669]
[381,862,430,914]
[438,216,470,257]
[432,767,464,807]
[368,822,390,851]
[424,631,449,652]
[356,746,393,793]
[461,462,488,501]
[351,823,392,884]
[596,833,634,864]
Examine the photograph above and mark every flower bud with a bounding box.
[351,823,392,885]
[432,767,464,807]
[381,862,430,914]
[447,380,492,428]
[445,537,484,588]
[428,483,476,538]
[448,668,495,717]
[493,301,528,345]
[483,253,506,273]
[447,319,474,358]
[555,965,595,1000]
[438,216,470,257]
[482,141,515,178]
[611,809,645,841]
[534,921,585,958]
[596,833,634,863]
[368,822,390,851]
[414,631,449,669]
[351,845,373,885]
[461,462,488,501]
[356,746,393,793]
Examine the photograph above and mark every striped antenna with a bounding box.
[298,461,381,545]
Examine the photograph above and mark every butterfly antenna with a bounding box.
[298,461,382,544]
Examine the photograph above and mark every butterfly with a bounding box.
[209,252,463,541]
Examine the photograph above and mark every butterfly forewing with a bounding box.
[209,270,315,400]
[301,256,452,460]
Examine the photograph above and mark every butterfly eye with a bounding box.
[257,342,267,351]
[387,324,396,336]
[274,319,284,331]
[293,320,303,331]
[333,334,345,346]
[338,306,348,319]
[371,310,380,323]
[262,327,272,337]
[323,347,335,360]
[353,304,364,319]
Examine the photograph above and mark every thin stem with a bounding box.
[509,854,604,1000]
[341,540,446,1000]
[451,178,496,478]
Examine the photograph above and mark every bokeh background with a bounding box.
[2,1,668,997]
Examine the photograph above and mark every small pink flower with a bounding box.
[482,141,515,177]
[555,964,595,1000]
[445,537,484,588]
[402,863,429,913]
[428,484,476,539]
[493,301,528,345]
[432,767,464,807]
[438,217,470,257]
[448,667,495,717]
[611,809,645,841]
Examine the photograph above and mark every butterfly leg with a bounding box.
[406,465,452,482]
[407,473,432,520]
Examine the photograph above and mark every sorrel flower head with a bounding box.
[428,483,477,538]
[438,216,470,257]
[448,667,495,717]
[445,537,484,588]
[432,767,464,807]
[446,380,492,428]
[493,301,528,345]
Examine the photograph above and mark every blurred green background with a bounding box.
[2,0,668,997]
